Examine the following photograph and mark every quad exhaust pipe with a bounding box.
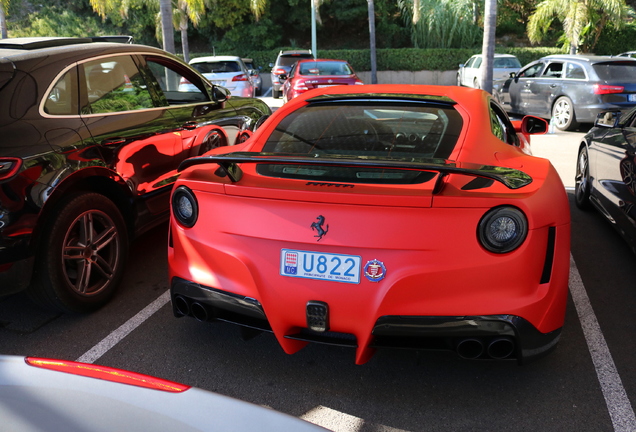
[173,295,215,322]
[456,337,515,360]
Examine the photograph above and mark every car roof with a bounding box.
[541,54,636,63]
[0,39,167,65]
[0,36,132,50]
[190,55,243,63]
[296,58,349,63]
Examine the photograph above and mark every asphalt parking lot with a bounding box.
[4,95,636,432]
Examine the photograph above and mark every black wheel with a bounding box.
[272,88,281,99]
[200,130,227,155]
[575,146,592,210]
[29,193,128,313]
[552,96,578,131]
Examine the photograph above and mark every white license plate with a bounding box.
[212,80,226,86]
[280,249,361,284]
[629,94,636,102]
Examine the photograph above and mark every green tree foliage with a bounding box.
[527,0,635,54]
[398,0,482,48]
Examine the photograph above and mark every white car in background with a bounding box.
[457,53,521,89]
[183,55,255,97]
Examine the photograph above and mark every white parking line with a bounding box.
[569,254,636,431]
[75,290,171,364]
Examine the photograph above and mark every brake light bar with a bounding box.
[26,357,190,393]
[594,84,624,94]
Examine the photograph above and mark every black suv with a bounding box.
[269,49,313,98]
[0,37,270,312]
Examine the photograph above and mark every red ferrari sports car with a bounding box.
[168,85,571,365]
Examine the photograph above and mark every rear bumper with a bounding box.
[170,277,561,365]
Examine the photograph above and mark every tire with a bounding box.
[575,146,593,210]
[552,96,578,131]
[28,192,128,313]
[473,78,480,89]
[273,88,281,99]
[200,130,227,155]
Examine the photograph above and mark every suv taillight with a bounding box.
[273,68,286,75]
[0,158,22,182]
[594,84,624,94]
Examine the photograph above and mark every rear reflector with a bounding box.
[25,357,190,392]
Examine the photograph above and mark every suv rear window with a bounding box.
[258,102,462,184]
[593,62,636,82]
[278,54,313,67]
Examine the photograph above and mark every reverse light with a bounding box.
[0,158,22,182]
[594,84,624,94]
[25,357,190,392]
[172,186,198,228]
[232,74,249,82]
[478,206,528,253]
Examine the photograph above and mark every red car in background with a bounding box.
[281,59,363,103]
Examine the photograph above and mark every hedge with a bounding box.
[191,47,564,72]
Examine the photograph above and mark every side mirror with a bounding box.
[212,85,229,103]
[269,62,274,68]
[594,111,620,128]
[520,116,548,135]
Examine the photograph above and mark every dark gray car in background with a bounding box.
[495,54,636,131]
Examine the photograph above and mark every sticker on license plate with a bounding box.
[280,249,361,284]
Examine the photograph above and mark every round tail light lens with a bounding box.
[478,206,528,253]
[172,186,198,228]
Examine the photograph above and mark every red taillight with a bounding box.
[293,79,309,91]
[0,158,22,181]
[273,68,286,75]
[594,84,624,94]
[232,74,249,82]
[179,77,192,85]
[25,357,190,393]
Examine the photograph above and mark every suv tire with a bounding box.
[28,193,128,313]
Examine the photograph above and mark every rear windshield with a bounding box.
[258,102,463,184]
[494,57,521,69]
[299,61,353,76]
[278,54,314,67]
[593,62,636,82]
[192,61,241,73]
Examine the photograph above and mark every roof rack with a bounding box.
[0,36,133,50]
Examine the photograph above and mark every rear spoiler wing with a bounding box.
[178,152,532,190]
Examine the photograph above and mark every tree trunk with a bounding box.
[0,3,7,39]
[367,0,377,84]
[160,0,175,54]
[480,0,496,93]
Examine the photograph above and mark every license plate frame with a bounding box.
[280,249,361,284]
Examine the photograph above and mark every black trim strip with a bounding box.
[540,226,556,284]
[178,152,533,190]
